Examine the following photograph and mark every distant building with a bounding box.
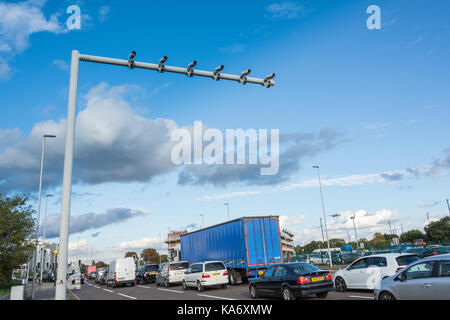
[281,229,295,260]
[165,230,187,262]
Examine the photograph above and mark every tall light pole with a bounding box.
[55,50,274,300]
[426,212,433,241]
[319,218,325,243]
[39,194,53,284]
[224,203,230,220]
[312,166,332,267]
[200,213,205,229]
[446,199,450,215]
[350,214,358,246]
[159,233,162,264]
[31,134,56,299]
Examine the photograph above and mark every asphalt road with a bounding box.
[72,279,374,301]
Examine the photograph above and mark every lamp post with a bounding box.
[224,203,230,220]
[200,213,205,229]
[446,199,450,215]
[31,134,56,299]
[427,213,433,241]
[55,50,275,300]
[350,214,358,247]
[319,218,325,243]
[39,194,53,284]
[312,166,332,267]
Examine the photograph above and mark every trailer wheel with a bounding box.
[229,270,237,285]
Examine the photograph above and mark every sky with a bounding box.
[0,0,449,263]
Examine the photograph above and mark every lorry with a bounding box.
[86,265,97,279]
[180,216,284,285]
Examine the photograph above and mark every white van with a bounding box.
[107,257,136,288]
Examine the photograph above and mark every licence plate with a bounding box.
[311,276,324,282]
[258,270,264,275]
[118,278,125,281]
[212,273,220,276]
[176,272,183,275]
[151,272,156,275]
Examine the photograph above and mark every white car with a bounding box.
[333,253,419,291]
[182,261,228,292]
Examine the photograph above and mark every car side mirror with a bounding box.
[395,273,406,282]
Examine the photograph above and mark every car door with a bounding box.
[344,258,369,288]
[269,266,286,296]
[366,257,388,289]
[394,260,437,300]
[432,260,450,299]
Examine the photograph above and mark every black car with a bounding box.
[136,264,159,284]
[249,263,333,300]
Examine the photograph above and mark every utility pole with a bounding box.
[346,229,351,243]
[446,199,450,215]
[313,166,333,267]
[40,194,53,284]
[401,224,404,235]
[224,203,230,221]
[427,212,433,241]
[388,220,393,236]
[159,233,162,264]
[55,50,274,300]
[31,134,56,299]
[350,214,358,247]
[319,218,325,243]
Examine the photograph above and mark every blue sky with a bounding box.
[0,0,449,263]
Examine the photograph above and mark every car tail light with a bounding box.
[297,276,310,284]
[202,273,210,279]
[223,271,228,276]
[326,273,332,281]
[247,272,252,276]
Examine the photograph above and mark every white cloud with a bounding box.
[51,59,68,70]
[112,237,162,251]
[266,1,305,19]
[98,5,110,23]
[279,214,305,229]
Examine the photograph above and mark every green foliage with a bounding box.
[400,229,425,243]
[95,261,108,268]
[0,193,35,285]
[425,217,450,242]
[141,248,160,264]
[160,255,169,263]
[124,251,137,258]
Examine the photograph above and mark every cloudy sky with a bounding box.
[1,0,449,263]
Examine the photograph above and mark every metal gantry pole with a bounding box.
[55,50,274,300]
[313,166,332,267]
[319,218,325,243]
[446,199,450,215]
[31,134,55,299]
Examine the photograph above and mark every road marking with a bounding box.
[103,289,114,293]
[158,288,184,294]
[69,290,81,300]
[137,285,149,288]
[197,294,237,300]
[93,286,100,289]
[349,295,374,299]
[118,293,137,300]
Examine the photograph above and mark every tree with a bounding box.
[141,248,160,264]
[160,255,169,263]
[0,194,35,285]
[329,238,346,248]
[424,217,450,242]
[95,261,108,268]
[125,251,138,259]
[400,230,425,243]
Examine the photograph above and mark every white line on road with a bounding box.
[349,295,374,299]
[158,288,184,294]
[118,293,137,300]
[137,285,150,289]
[197,294,237,301]
[103,289,114,293]
[93,286,100,289]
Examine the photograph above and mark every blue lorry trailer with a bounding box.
[180,216,284,284]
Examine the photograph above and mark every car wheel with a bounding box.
[249,285,258,299]
[182,280,188,290]
[282,286,295,300]
[335,277,347,292]
[316,292,328,299]
[164,278,169,288]
[197,281,204,292]
[221,284,227,289]
[379,291,396,300]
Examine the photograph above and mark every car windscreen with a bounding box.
[205,262,226,271]
[145,265,159,272]
[170,262,189,270]
[396,255,420,266]
[289,263,320,274]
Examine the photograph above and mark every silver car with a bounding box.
[374,254,450,300]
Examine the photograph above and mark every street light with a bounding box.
[31,134,56,299]
[446,199,450,215]
[319,218,325,243]
[312,166,332,267]
[350,214,359,246]
[224,203,230,220]
[55,51,274,300]
[427,212,433,241]
[200,213,205,229]
[39,194,53,284]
